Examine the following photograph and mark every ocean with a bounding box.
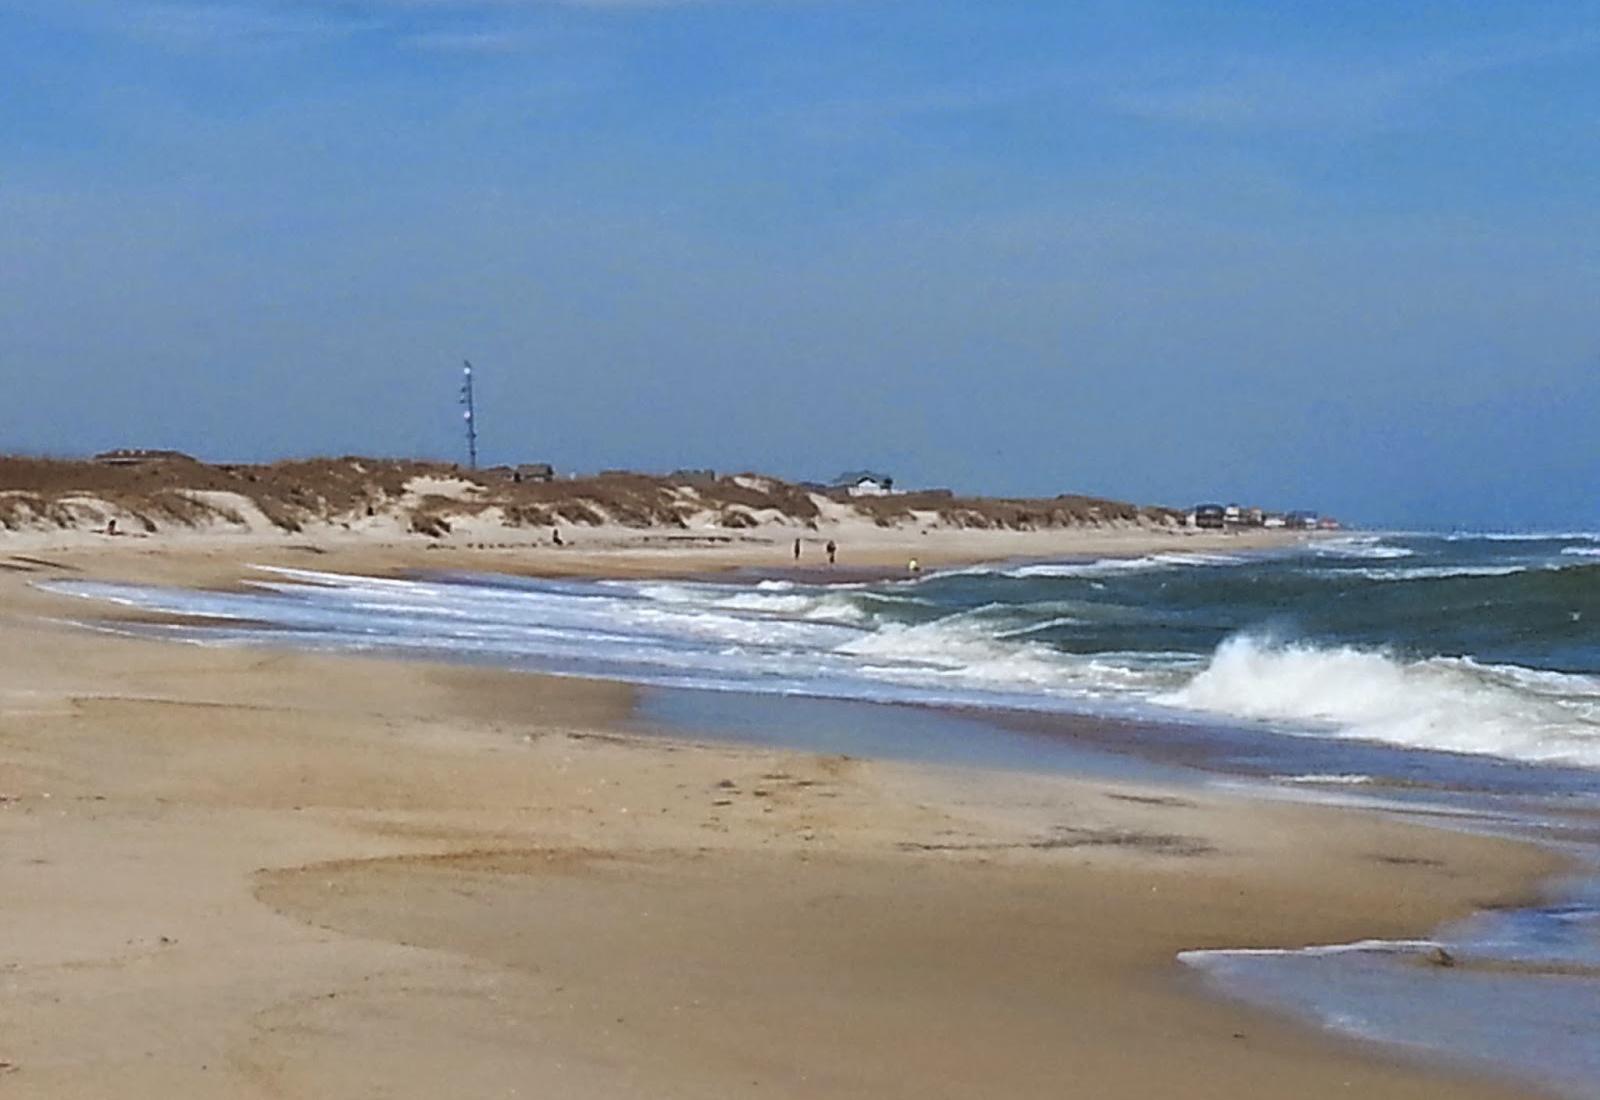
[42,531,1600,1097]
[49,531,1600,771]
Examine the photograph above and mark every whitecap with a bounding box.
[1351,564,1533,581]
[1308,537,1414,561]
[1161,635,1600,767]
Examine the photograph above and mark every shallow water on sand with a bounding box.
[642,687,1600,1099]
[1182,834,1600,1100]
[637,686,1599,1098]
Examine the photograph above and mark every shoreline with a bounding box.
[0,520,1314,587]
[0,540,1568,1098]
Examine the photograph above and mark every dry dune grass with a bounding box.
[0,454,1180,538]
[850,488,1166,530]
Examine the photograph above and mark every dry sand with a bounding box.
[0,539,1565,1098]
[0,514,1307,582]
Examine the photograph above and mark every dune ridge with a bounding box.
[0,454,1182,542]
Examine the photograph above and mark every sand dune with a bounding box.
[0,454,1183,539]
[1,455,1308,573]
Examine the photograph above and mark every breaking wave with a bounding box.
[1308,537,1414,560]
[1348,564,1536,581]
[945,551,1249,580]
[1162,635,1600,767]
[1449,531,1600,542]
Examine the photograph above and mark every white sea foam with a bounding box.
[1148,552,1247,567]
[1179,939,1439,964]
[998,551,1246,579]
[1002,560,1147,578]
[710,589,868,623]
[1309,537,1414,560]
[832,614,1181,699]
[1272,773,1376,785]
[1561,546,1600,558]
[1162,635,1600,766]
[1446,531,1600,542]
[1354,559,1594,580]
[1351,564,1533,581]
[994,615,1083,639]
[629,582,713,604]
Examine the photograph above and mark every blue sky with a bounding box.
[1,1,1596,527]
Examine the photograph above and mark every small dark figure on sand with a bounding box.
[826,540,837,566]
[552,528,564,547]
[793,538,801,561]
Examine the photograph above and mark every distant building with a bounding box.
[1317,516,1342,531]
[93,449,194,466]
[1262,513,1288,529]
[834,470,894,497]
[1286,511,1320,529]
[483,463,555,484]
[1193,504,1226,529]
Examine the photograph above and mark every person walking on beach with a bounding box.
[793,537,801,562]
[826,540,837,566]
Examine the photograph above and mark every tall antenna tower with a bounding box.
[459,359,478,469]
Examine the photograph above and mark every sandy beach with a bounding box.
[12,0,1594,1090]
[0,535,1566,1098]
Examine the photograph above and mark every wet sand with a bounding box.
[0,542,1566,1098]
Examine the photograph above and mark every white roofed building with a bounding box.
[833,470,895,497]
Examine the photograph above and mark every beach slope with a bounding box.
[0,547,1559,1098]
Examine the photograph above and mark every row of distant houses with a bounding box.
[1191,504,1339,531]
[88,448,902,498]
[481,464,898,497]
[93,449,195,466]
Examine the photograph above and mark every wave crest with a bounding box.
[1162,635,1600,766]
[1309,537,1414,560]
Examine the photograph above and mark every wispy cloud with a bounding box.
[401,28,534,52]
[4,0,384,50]
[360,0,735,7]
[131,3,382,47]
[1110,29,1600,133]
[3,0,722,54]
